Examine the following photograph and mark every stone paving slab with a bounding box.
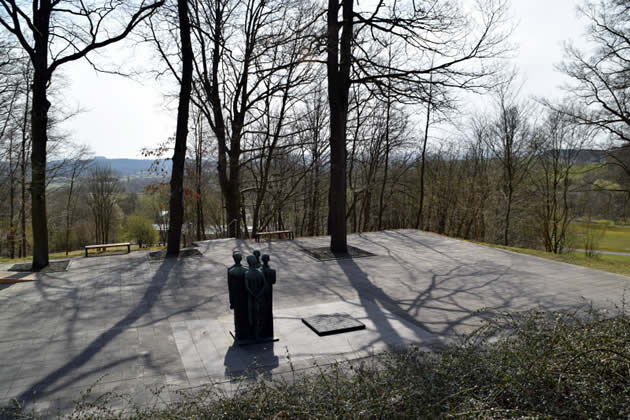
[171,301,439,385]
[0,271,39,283]
[0,230,629,416]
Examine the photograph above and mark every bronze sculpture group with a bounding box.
[227,250,276,345]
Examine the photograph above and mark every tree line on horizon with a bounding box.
[0,0,628,267]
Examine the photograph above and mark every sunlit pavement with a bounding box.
[0,229,627,415]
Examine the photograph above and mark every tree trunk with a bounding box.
[504,183,513,246]
[65,171,76,255]
[196,178,205,241]
[194,116,205,241]
[327,0,353,253]
[30,8,52,269]
[377,99,391,231]
[9,137,15,259]
[309,144,320,236]
[415,79,432,230]
[224,157,241,237]
[20,79,30,258]
[166,0,194,256]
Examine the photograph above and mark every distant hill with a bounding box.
[92,156,172,176]
[543,149,608,164]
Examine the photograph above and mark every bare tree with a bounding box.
[189,110,207,241]
[185,0,315,238]
[325,0,511,252]
[482,76,538,246]
[62,145,92,255]
[0,0,163,268]
[166,0,194,256]
[556,0,629,145]
[0,77,20,258]
[532,107,594,253]
[87,165,121,245]
[298,87,329,237]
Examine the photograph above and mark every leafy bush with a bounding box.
[3,303,629,419]
[123,215,158,248]
[583,223,607,258]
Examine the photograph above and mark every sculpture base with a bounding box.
[230,330,279,346]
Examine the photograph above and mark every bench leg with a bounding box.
[127,245,130,253]
[85,248,88,257]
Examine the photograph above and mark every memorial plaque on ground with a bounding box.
[302,313,366,336]
[300,245,376,261]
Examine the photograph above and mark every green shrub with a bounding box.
[123,215,158,248]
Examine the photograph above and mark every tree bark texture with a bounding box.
[327,0,353,253]
[30,3,52,270]
[167,0,194,256]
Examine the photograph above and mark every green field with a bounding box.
[484,243,630,277]
[570,222,630,253]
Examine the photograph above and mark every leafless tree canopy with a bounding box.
[1,0,629,261]
[558,0,630,143]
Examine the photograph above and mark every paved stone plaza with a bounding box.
[1,230,629,415]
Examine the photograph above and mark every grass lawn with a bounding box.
[482,243,630,277]
[570,222,630,253]
[0,244,165,264]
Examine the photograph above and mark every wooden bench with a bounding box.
[254,230,294,243]
[85,242,131,257]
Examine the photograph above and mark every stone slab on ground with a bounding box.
[300,245,376,261]
[301,313,365,336]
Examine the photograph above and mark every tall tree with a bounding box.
[182,0,313,238]
[533,107,593,253]
[190,110,207,242]
[325,0,510,252]
[0,0,163,269]
[482,75,537,246]
[166,0,194,256]
[326,0,353,252]
[86,165,121,245]
[63,145,92,255]
[557,0,629,145]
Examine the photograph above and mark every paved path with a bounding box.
[0,230,628,415]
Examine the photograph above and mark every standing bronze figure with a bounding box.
[227,252,249,341]
[261,254,276,338]
[227,252,277,345]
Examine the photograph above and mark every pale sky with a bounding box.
[58,0,589,159]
